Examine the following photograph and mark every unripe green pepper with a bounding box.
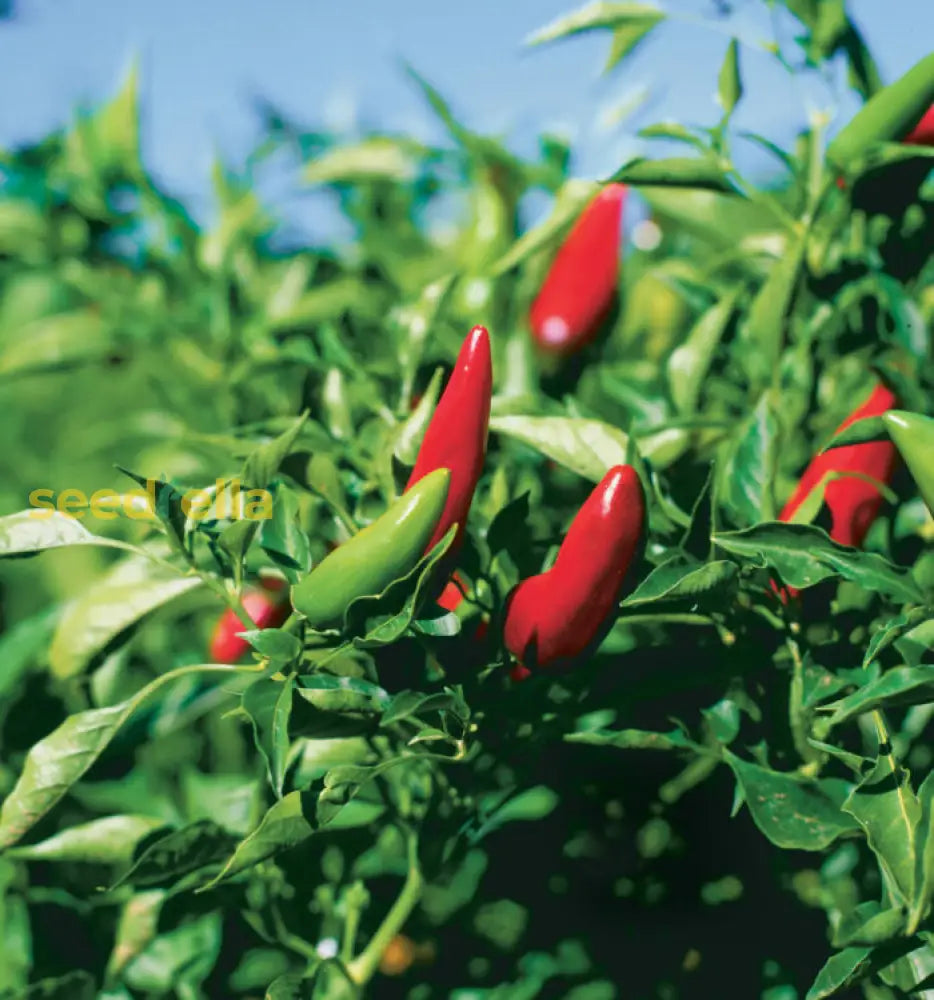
[291,468,450,629]
[882,410,934,516]
[828,52,934,167]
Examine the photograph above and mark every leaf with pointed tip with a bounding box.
[0,663,237,849]
[842,753,920,907]
[724,751,858,850]
[712,522,922,603]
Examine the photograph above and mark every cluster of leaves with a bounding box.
[1,2,933,998]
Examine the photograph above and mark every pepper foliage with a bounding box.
[1,4,934,999]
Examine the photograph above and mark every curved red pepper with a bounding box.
[529,184,626,356]
[209,580,289,663]
[778,383,898,549]
[905,103,934,145]
[405,325,492,555]
[503,464,645,673]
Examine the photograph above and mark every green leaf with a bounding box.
[113,820,240,889]
[239,628,303,663]
[805,946,875,999]
[0,607,57,705]
[603,16,663,70]
[712,522,923,603]
[490,415,628,482]
[833,905,905,948]
[566,727,700,752]
[304,137,425,185]
[241,412,309,490]
[202,791,317,888]
[260,483,313,579]
[473,786,559,841]
[820,667,934,729]
[0,663,238,849]
[345,524,458,646]
[296,674,390,716]
[723,751,858,850]
[909,772,934,933]
[123,910,222,993]
[722,391,778,524]
[16,971,96,1000]
[818,414,889,452]
[667,291,737,415]
[0,311,111,379]
[48,557,202,680]
[610,155,737,192]
[0,509,138,558]
[525,1,663,47]
[243,676,296,797]
[395,367,443,466]
[842,752,920,906]
[487,493,531,558]
[380,688,469,728]
[742,235,805,380]
[717,39,742,116]
[9,815,165,865]
[490,180,598,276]
[104,890,165,986]
[622,559,737,608]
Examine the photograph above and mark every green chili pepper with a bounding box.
[291,467,450,629]
[882,410,934,516]
[828,52,934,167]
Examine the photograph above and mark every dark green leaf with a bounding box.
[724,751,858,850]
[712,522,923,603]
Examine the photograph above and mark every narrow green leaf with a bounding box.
[622,559,737,608]
[610,155,737,192]
[113,821,239,889]
[9,815,165,865]
[717,39,742,115]
[821,667,934,729]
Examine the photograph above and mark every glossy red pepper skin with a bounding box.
[529,184,626,357]
[905,103,934,145]
[210,581,289,663]
[503,465,645,673]
[778,383,898,548]
[405,325,492,555]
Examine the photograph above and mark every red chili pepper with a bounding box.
[503,465,645,673]
[529,184,626,356]
[405,325,492,555]
[778,383,898,548]
[905,103,934,145]
[209,580,289,663]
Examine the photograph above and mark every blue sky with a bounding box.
[0,0,931,229]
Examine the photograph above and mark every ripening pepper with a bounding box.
[529,184,626,356]
[209,579,289,664]
[905,103,934,145]
[882,410,934,516]
[405,325,492,555]
[504,464,645,672]
[291,468,450,630]
[778,383,898,548]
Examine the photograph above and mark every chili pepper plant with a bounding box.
[1,4,934,999]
